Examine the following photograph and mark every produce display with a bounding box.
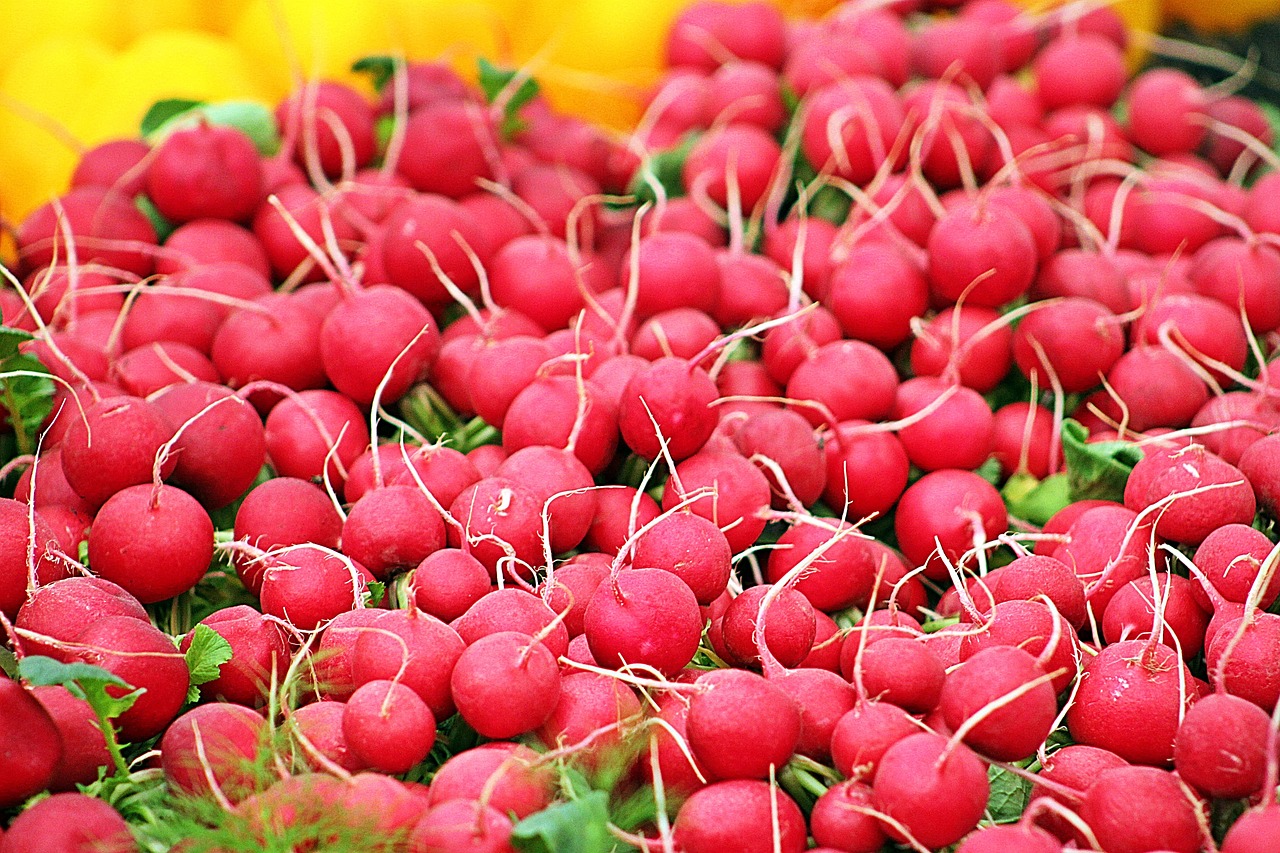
[2,1,1280,851]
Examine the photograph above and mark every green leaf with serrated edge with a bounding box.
[18,655,142,720]
[1004,472,1072,527]
[476,57,540,139]
[363,581,387,608]
[352,55,397,91]
[183,624,233,702]
[140,98,204,136]
[511,791,616,853]
[0,326,33,360]
[986,765,1032,824]
[0,326,55,454]
[975,456,1004,487]
[1060,419,1143,502]
[145,100,280,156]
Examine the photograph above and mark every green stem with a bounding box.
[93,702,132,779]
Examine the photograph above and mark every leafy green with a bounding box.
[142,100,280,156]
[986,765,1032,824]
[628,132,698,205]
[182,624,233,703]
[1060,419,1143,502]
[135,195,175,241]
[363,581,387,608]
[1003,472,1072,526]
[511,790,617,853]
[0,326,55,456]
[477,57,541,138]
[352,55,397,91]
[140,98,204,136]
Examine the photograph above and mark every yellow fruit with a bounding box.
[0,37,114,221]
[385,0,511,78]
[117,0,206,43]
[1163,0,1280,31]
[231,0,397,98]
[77,30,270,145]
[0,0,124,77]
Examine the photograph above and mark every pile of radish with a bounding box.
[3,0,1280,850]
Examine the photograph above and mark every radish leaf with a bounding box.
[183,624,233,703]
[1060,419,1142,502]
[0,326,55,456]
[511,790,616,853]
[986,765,1031,824]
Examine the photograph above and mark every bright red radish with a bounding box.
[1080,766,1204,853]
[872,733,990,850]
[672,779,806,853]
[583,568,703,676]
[829,700,920,782]
[894,470,1008,576]
[1174,692,1271,799]
[342,680,436,774]
[146,124,263,223]
[630,511,732,605]
[450,631,561,739]
[160,703,265,802]
[686,669,801,781]
[342,485,445,580]
[0,792,134,853]
[809,780,886,853]
[350,607,465,721]
[59,395,175,507]
[263,389,370,490]
[0,678,62,809]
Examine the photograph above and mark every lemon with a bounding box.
[0,0,124,76]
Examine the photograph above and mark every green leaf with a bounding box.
[18,654,142,720]
[628,132,699,205]
[511,791,617,853]
[477,57,540,139]
[0,327,55,454]
[352,55,397,91]
[986,765,1031,824]
[1060,419,1143,502]
[975,456,1004,487]
[144,100,280,156]
[135,195,175,241]
[1004,472,1072,527]
[140,98,204,136]
[0,326,33,360]
[183,624,233,703]
[363,581,387,608]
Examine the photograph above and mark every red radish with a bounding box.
[263,389,370,489]
[342,680,436,774]
[233,477,342,591]
[991,402,1058,478]
[427,742,554,819]
[799,77,903,186]
[583,568,702,675]
[59,395,175,507]
[290,700,368,773]
[320,285,440,406]
[829,700,920,782]
[30,686,110,792]
[259,547,372,631]
[772,668,854,763]
[855,637,946,714]
[88,483,214,603]
[1189,393,1280,466]
[502,375,620,475]
[1174,692,1270,799]
[495,445,597,555]
[956,825,1063,853]
[17,187,157,278]
[1103,575,1210,657]
[760,305,842,385]
[1190,237,1280,333]
[155,219,271,277]
[912,16,1001,89]
[1207,612,1280,712]
[910,306,1014,394]
[536,672,641,764]
[1028,745,1129,844]
[71,138,150,196]
[252,185,357,283]
[110,342,218,396]
[894,469,1008,575]
[707,61,785,132]
[823,421,911,521]
[1127,69,1209,156]
[1222,804,1280,853]
[450,631,561,739]
[0,678,62,809]
[146,124,263,223]
[939,645,1058,761]
[342,485,445,580]
[1066,639,1194,765]
[872,733,990,850]
[408,798,516,853]
[991,554,1089,630]
[312,609,386,701]
[666,1,787,71]
[160,703,265,802]
[927,200,1038,308]
[686,669,801,780]
[13,577,147,660]
[150,382,266,510]
[786,339,899,427]
[0,792,134,853]
[1192,524,1280,609]
[210,295,327,403]
[408,549,492,623]
[623,231,721,319]
[784,28,883,97]
[453,588,569,659]
[395,100,496,198]
[662,448,771,553]
[350,607,465,721]
[1054,505,1163,617]
[672,779,806,853]
[809,780,886,853]
[1032,250,1133,314]
[0,498,68,619]
[447,477,544,578]
[765,520,875,613]
[631,511,732,605]
[73,615,190,741]
[182,605,285,707]
[380,444,482,509]
[903,82,994,190]
[1035,34,1127,109]
[380,194,485,305]
[487,236,591,333]
[1080,766,1204,853]
[1013,298,1125,394]
[1240,434,1280,517]
[1126,443,1255,545]
[277,81,377,178]
[1132,293,1248,386]
[583,486,660,556]
[713,252,788,328]
[618,356,722,462]
[683,123,781,212]
[893,377,995,472]
[825,243,929,352]
[538,557,608,639]
[630,308,720,366]
[1096,345,1209,432]
[720,584,815,669]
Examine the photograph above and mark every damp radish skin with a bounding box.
[1080,766,1205,853]
[1173,692,1271,799]
[829,701,920,782]
[1028,745,1129,844]
[1205,612,1280,712]
[342,680,437,775]
[630,511,732,605]
[672,780,807,853]
[894,470,1008,576]
[1102,576,1210,658]
[426,742,554,820]
[583,568,703,677]
[59,396,176,507]
[809,780,886,853]
[341,485,446,581]
[0,679,63,809]
[1192,524,1280,610]
[408,549,493,624]
[939,645,1059,762]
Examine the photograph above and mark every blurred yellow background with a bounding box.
[0,0,1269,224]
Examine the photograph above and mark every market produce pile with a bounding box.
[3,0,1280,851]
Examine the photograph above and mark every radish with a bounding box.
[672,779,806,853]
[1127,69,1209,156]
[319,285,440,406]
[1222,804,1280,853]
[0,678,62,809]
[631,308,720,366]
[1102,576,1210,658]
[151,382,267,510]
[772,668,854,762]
[991,401,1058,478]
[453,588,570,659]
[110,343,218,396]
[800,77,904,186]
[1028,744,1128,844]
[233,477,342,592]
[447,477,544,578]
[1173,692,1271,799]
[1034,34,1127,110]
[58,395,175,507]
[583,568,702,676]
[380,445,481,509]
[73,615,190,741]
[784,28,883,97]
[71,138,150,196]
[1013,298,1125,394]
[786,339,899,427]
[1066,639,1194,765]
[760,305,842,385]
[450,631,561,739]
[990,554,1088,630]
[826,243,929,352]
[955,825,1064,853]
[535,672,641,766]
[312,609,391,702]
[342,680,436,774]
[809,780,886,853]
[1054,505,1163,617]
[486,235,591,333]
[1125,443,1256,545]
[277,81,377,178]
[408,549,492,623]
[146,124,263,224]
[903,82,993,190]
[155,219,271,277]
[0,498,67,619]
[829,700,920,782]
[1189,393,1280,466]
[894,469,1008,575]
[910,305,1014,394]
[939,645,1059,761]
[263,389,370,490]
[1190,237,1280,333]
[502,374,620,475]
[823,421,911,520]
[893,376,995,471]
[662,447,771,553]
[583,486,660,556]
[13,576,147,660]
[622,231,720,319]
[1192,524,1280,609]
[17,187,157,278]
[182,605,286,707]
[408,799,516,853]
[713,252,788,328]
[380,194,485,305]
[912,16,1001,89]
[765,520,874,612]
[427,742,553,819]
[1080,766,1204,853]
[1132,293,1248,385]
[872,732,990,850]
[666,1,787,71]
[290,700,368,773]
[687,669,800,780]
[87,483,215,604]
[927,199,1038,308]
[855,636,946,714]
[160,703,266,802]
[0,793,134,853]
[1240,434,1280,517]
[258,546,373,632]
[495,445,597,555]
[30,686,110,792]
[1206,612,1280,712]
[1032,249,1133,314]
[631,511,732,605]
[720,584,815,669]
[350,607,466,721]
[683,124,781,212]
[707,61,786,132]
[342,485,446,580]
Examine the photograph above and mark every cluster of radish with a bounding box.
[3,0,1280,850]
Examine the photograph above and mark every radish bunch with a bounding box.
[3,0,1280,850]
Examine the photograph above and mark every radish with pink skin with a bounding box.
[17,187,156,278]
[1132,293,1248,385]
[1102,575,1210,658]
[666,1,787,71]
[809,780,886,853]
[263,389,370,490]
[87,483,214,604]
[341,485,446,580]
[991,402,1058,478]
[786,339,899,428]
[0,678,62,809]
[1081,766,1204,853]
[1192,524,1280,609]
[772,668,854,763]
[956,825,1063,853]
[535,672,641,764]
[447,477,544,578]
[1066,639,1195,765]
[622,231,720,319]
[1240,434,1280,517]
[1028,744,1129,844]
[894,469,1008,576]
[466,336,553,428]
[1125,443,1256,545]
[1055,505,1164,617]
[683,123,781,211]
[351,607,466,721]
[673,779,806,853]
[538,557,609,638]
[1223,804,1280,853]
[829,700,920,782]
[662,447,772,553]
[486,236,592,333]
[912,16,1002,89]
[450,631,561,739]
[408,799,516,853]
[70,137,149,195]
[73,615,190,742]
[872,732,991,850]
[1190,237,1280,333]
[258,547,373,632]
[453,588,570,659]
[290,700,368,772]
[764,520,875,613]
[342,680,436,774]
[0,792,134,853]
[147,123,262,223]
[155,219,270,277]
[784,29,883,98]
[687,669,801,781]
[14,577,147,660]
[760,305,842,385]
[211,295,328,403]
[426,742,553,819]
[311,609,385,701]
[618,356,719,462]
[408,549,492,623]
[59,395,175,507]
[276,81,376,178]
[910,306,1014,394]
[630,511,732,605]
[181,605,286,707]
[630,308,720,365]
[583,568,702,676]
[1013,298,1126,394]
[719,584,815,669]
[1127,68,1209,156]
[232,477,342,592]
[160,703,266,802]
[712,251,787,327]
[1189,393,1280,466]
[30,686,110,792]
[502,375,620,475]
[940,645,1059,761]
[799,77,904,186]
[823,421,910,520]
[825,242,929,352]
[1173,692,1271,799]
[583,486,660,556]
[495,446,597,555]
[893,377,995,472]
[962,599,1079,694]
[854,636,946,714]
[320,285,440,406]
[380,195,486,304]
[0,498,68,619]
[1207,612,1280,712]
